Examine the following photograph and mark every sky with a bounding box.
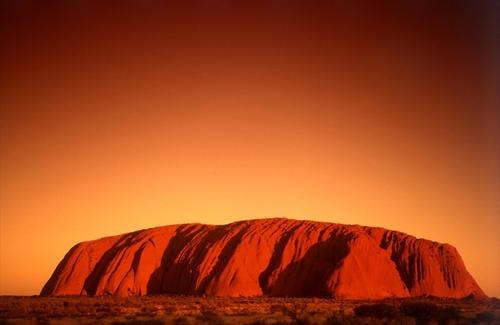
[1,1,499,297]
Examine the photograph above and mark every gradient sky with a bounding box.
[1,1,499,296]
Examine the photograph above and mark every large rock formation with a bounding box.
[41,218,485,298]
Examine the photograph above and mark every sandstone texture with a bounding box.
[41,218,485,298]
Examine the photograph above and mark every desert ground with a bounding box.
[0,296,498,325]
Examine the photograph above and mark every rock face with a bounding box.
[41,218,485,298]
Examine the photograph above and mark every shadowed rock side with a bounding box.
[41,218,486,299]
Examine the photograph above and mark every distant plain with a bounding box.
[0,296,499,324]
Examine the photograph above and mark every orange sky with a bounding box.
[1,1,499,296]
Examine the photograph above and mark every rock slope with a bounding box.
[41,218,485,298]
